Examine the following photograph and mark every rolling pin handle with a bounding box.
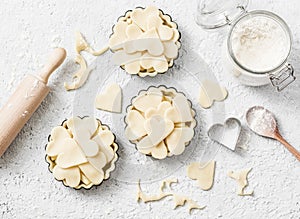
[37,48,67,84]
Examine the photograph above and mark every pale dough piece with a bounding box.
[125,110,147,141]
[187,161,216,191]
[79,162,104,185]
[125,86,196,159]
[75,31,109,55]
[55,138,88,168]
[145,101,172,119]
[66,117,99,157]
[136,180,172,203]
[46,126,72,157]
[228,168,254,196]
[173,194,206,213]
[133,92,163,112]
[64,54,91,91]
[46,117,118,189]
[137,115,174,150]
[165,127,194,156]
[110,6,180,76]
[65,32,109,91]
[95,83,122,113]
[165,93,193,123]
[53,165,81,188]
[159,178,178,192]
[199,80,228,109]
[131,6,160,31]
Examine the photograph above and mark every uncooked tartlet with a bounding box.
[45,117,118,189]
[109,6,181,77]
[125,86,196,159]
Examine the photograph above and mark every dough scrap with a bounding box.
[199,80,228,109]
[46,117,118,189]
[125,86,196,159]
[187,161,216,191]
[173,194,206,214]
[64,32,109,91]
[95,83,122,113]
[137,179,205,214]
[228,168,254,196]
[137,180,172,203]
[109,6,180,77]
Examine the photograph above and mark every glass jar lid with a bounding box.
[195,0,249,29]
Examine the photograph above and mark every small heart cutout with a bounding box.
[79,162,104,185]
[67,117,100,157]
[131,6,159,31]
[137,115,174,150]
[125,109,147,141]
[53,165,81,188]
[46,126,72,157]
[56,138,88,168]
[145,101,172,119]
[133,91,163,112]
[95,83,122,113]
[199,80,228,109]
[207,118,242,151]
[166,127,194,155]
[187,161,216,191]
[165,93,193,123]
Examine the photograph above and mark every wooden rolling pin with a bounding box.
[0,48,66,157]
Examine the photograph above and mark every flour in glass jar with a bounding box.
[231,15,290,72]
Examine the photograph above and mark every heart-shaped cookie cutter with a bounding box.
[207,118,242,151]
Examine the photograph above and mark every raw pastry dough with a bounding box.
[199,80,228,109]
[125,86,196,159]
[95,83,122,113]
[228,168,254,196]
[137,180,172,203]
[45,117,118,189]
[173,194,206,213]
[109,6,181,77]
[187,161,216,191]
[137,179,205,214]
[64,32,109,91]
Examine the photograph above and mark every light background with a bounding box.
[0,0,299,218]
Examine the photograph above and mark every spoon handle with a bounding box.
[275,132,300,162]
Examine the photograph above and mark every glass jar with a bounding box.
[196,0,296,91]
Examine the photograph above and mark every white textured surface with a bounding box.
[0,0,300,218]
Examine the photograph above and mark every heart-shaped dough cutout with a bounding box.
[199,80,228,109]
[131,6,159,31]
[187,161,216,191]
[137,115,174,150]
[67,117,100,157]
[46,126,72,157]
[165,93,193,123]
[166,127,194,155]
[133,91,163,112]
[87,151,107,173]
[79,162,104,185]
[125,110,147,141]
[145,101,172,119]
[139,141,168,159]
[92,134,115,162]
[53,165,81,188]
[163,41,179,59]
[207,118,242,151]
[95,83,122,113]
[109,21,129,50]
[56,139,88,168]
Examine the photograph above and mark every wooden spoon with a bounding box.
[246,106,300,162]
